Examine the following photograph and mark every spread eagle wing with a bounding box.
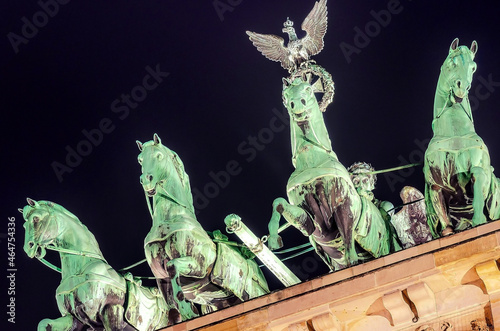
[246,31,294,70]
[301,0,328,56]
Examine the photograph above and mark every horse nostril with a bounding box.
[147,174,153,181]
[456,80,461,88]
[301,98,306,106]
[28,241,34,249]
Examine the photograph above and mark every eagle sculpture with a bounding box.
[246,0,328,72]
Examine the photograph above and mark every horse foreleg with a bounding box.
[471,166,488,226]
[332,202,358,267]
[427,184,453,236]
[315,182,332,230]
[268,198,286,250]
[306,193,331,234]
[269,198,315,250]
[102,304,126,331]
[156,277,190,326]
[166,257,201,321]
[38,315,82,331]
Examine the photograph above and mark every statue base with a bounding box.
[160,220,500,330]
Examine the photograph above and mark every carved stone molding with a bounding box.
[311,312,341,331]
[382,290,414,326]
[406,282,437,320]
[475,259,500,327]
[475,259,500,294]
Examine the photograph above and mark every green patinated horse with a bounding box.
[136,134,269,324]
[424,38,500,237]
[21,199,169,331]
[267,74,400,271]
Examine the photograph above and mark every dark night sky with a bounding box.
[1,1,500,329]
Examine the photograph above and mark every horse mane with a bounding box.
[448,45,473,59]
[169,150,190,189]
[434,42,476,121]
[142,141,191,190]
[26,201,97,240]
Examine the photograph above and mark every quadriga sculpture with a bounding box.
[267,75,400,271]
[347,162,431,249]
[21,198,169,331]
[136,134,269,324]
[424,38,500,237]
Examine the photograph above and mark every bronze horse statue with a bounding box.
[267,72,400,271]
[21,199,169,331]
[424,38,500,237]
[136,134,269,324]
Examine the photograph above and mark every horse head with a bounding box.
[21,198,104,273]
[21,198,53,259]
[21,198,80,259]
[282,75,334,168]
[282,76,320,122]
[440,38,477,105]
[137,134,192,206]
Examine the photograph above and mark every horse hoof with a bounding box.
[441,226,454,236]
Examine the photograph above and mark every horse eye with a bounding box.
[33,216,39,223]
[156,153,164,160]
[138,157,143,164]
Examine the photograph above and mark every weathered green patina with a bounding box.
[267,74,399,271]
[137,134,269,324]
[21,198,169,331]
[348,162,432,249]
[224,213,301,287]
[347,162,402,252]
[424,38,500,237]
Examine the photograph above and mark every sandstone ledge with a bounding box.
[161,221,500,330]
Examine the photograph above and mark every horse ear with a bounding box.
[26,198,37,207]
[18,208,24,214]
[470,40,478,57]
[136,140,143,151]
[449,38,459,52]
[282,77,291,87]
[153,133,161,145]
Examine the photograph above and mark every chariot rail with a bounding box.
[225,214,301,287]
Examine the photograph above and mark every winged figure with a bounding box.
[246,0,328,71]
